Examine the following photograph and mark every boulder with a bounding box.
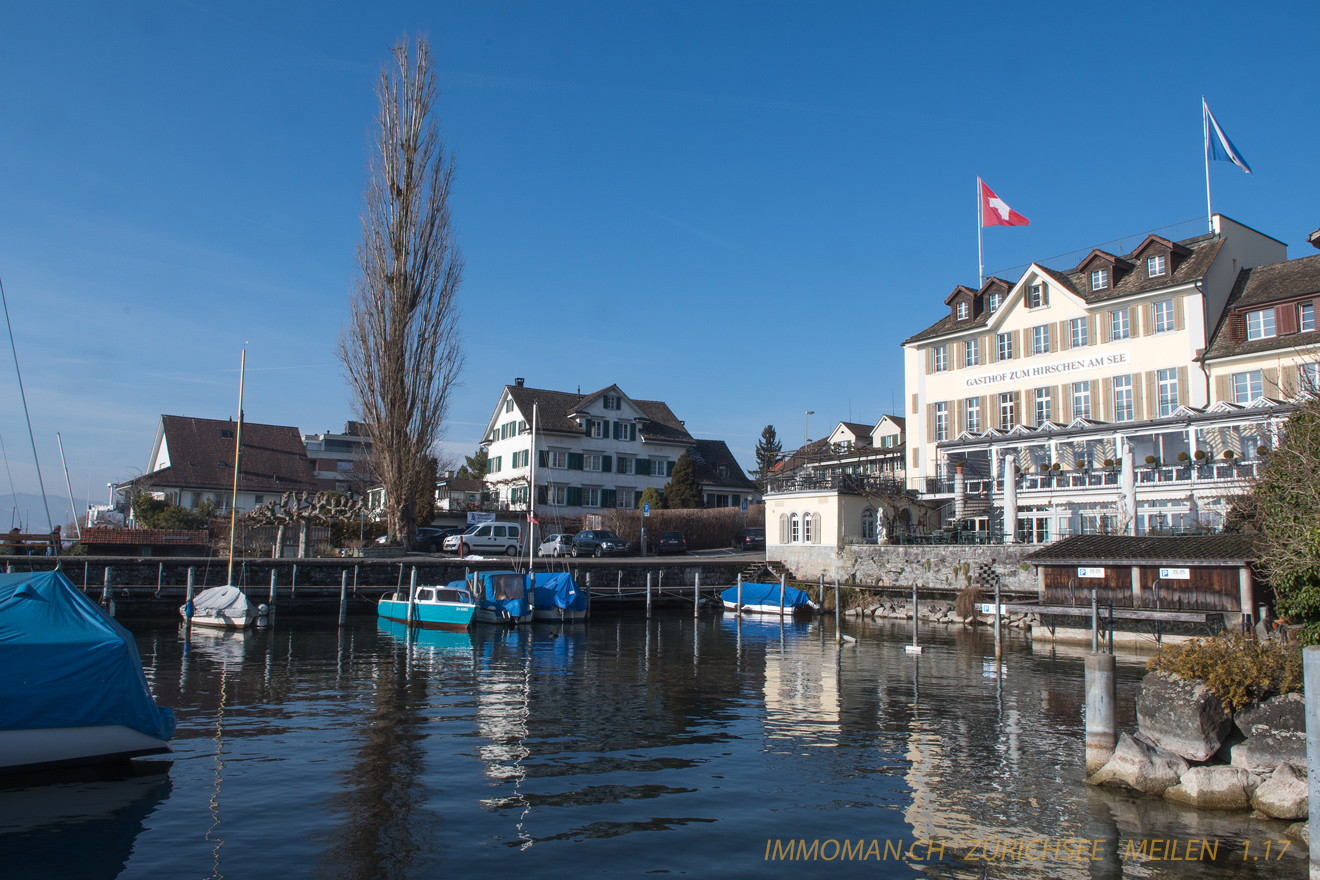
[1136,672,1232,762]
[1286,822,1309,849]
[1163,767,1252,810]
[1250,764,1309,821]
[1087,733,1188,794]
[1231,693,1306,772]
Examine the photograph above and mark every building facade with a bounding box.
[303,421,373,495]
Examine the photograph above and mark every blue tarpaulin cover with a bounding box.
[0,571,175,741]
[720,582,814,608]
[531,572,587,613]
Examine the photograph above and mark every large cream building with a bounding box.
[902,215,1294,542]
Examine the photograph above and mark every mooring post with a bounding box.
[694,571,700,618]
[1085,652,1117,775]
[185,567,195,627]
[646,572,652,619]
[406,567,418,627]
[1304,646,1320,880]
[905,582,922,654]
[82,561,87,589]
[994,577,1002,660]
[779,574,786,616]
[156,562,163,597]
[338,571,348,627]
[1091,589,1099,653]
[736,573,743,611]
[834,578,841,644]
[291,563,298,600]
[269,570,277,606]
[818,572,824,607]
[101,566,111,606]
[353,564,359,595]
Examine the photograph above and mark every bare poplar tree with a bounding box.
[338,36,464,547]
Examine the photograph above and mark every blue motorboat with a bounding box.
[377,582,477,631]
[530,572,588,621]
[470,570,534,624]
[721,581,817,616]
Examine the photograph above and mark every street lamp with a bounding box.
[805,411,815,448]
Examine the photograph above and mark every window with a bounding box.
[651,460,668,477]
[956,301,969,320]
[589,419,605,438]
[550,486,566,505]
[1091,268,1109,291]
[616,489,632,508]
[1069,317,1088,348]
[998,392,1015,430]
[1113,375,1134,421]
[1233,370,1263,404]
[1301,363,1320,393]
[1246,309,1276,340]
[616,456,630,474]
[582,488,600,507]
[603,394,621,410]
[1109,309,1130,340]
[1301,303,1315,333]
[1034,387,1051,425]
[1072,382,1091,420]
[518,420,527,433]
[802,513,814,544]
[548,451,567,469]
[505,399,514,414]
[1028,283,1046,308]
[965,398,981,434]
[862,508,876,542]
[1081,514,1116,536]
[935,402,948,441]
[997,332,1014,360]
[1153,300,1174,333]
[584,454,602,472]
[1147,254,1166,277]
[964,338,980,367]
[790,513,800,543]
[1032,325,1050,355]
[933,345,947,372]
[613,421,637,441]
[989,292,1002,313]
[1157,368,1179,416]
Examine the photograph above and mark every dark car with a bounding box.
[731,528,766,551]
[571,529,630,558]
[415,527,462,552]
[654,531,687,555]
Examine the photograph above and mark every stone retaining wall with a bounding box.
[770,543,1039,596]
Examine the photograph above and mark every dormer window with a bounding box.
[1090,268,1109,291]
[1027,283,1047,309]
[1147,255,1167,277]
[956,301,969,320]
[1246,309,1276,340]
[988,292,1002,313]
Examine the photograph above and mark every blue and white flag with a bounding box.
[1203,98,1252,175]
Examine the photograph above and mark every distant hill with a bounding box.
[0,493,90,531]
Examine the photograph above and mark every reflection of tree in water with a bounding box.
[319,638,441,880]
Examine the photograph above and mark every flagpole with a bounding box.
[1202,97,1213,233]
[976,177,984,285]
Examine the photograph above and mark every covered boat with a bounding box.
[181,585,264,630]
[721,581,817,616]
[531,572,588,621]
[472,570,534,624]
[0,570,176,773]
[377,581,477,632]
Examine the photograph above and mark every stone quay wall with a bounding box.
[770,543,1040,598]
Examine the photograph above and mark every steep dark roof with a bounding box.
[1205,253,1320,360]
[880,414,906,429]
[143,415,317,493]
[904,234,1223,345]
[502,384,693,444]
[687,439,756,490]
[838,421,874,440]
[1023,534,1258,565]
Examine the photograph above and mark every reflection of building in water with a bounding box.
[753,621,842,741]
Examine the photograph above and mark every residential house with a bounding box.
[687,439,759,508]
[303,421,373,495]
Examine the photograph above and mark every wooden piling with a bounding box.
[338,571,348,627]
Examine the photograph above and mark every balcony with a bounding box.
[765,472,911,496]
[937,460,1263,496]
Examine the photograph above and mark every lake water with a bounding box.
[0,609,1306,879]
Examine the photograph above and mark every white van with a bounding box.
[442,522,523,557]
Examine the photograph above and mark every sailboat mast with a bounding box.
[226,350,246,586]
[527,402,537,571]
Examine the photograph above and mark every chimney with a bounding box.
[514,378,525,387]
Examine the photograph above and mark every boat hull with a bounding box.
[377,598,475,632]
[0,725,173,774]
[474,606,534,625]
[531,607,587,621]
[723,600,816,616]
[183,612,257,630]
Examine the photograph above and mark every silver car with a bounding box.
[537,533,573,557]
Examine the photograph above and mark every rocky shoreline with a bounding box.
[846,600,1039,629]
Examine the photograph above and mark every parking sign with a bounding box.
[643,503,650,516]
[740,500,748,513]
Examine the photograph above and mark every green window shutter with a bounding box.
[667,461,675,476]
[568,452,584,470]
[584,419,591,436]
[634,491,643,507]
[637,459,650,476]
[629,424,636,441]
[538,450,548,468]
[601,489,615,508]
[602,455,612,472]
[566,486,582,507]
[732,494,740,506]
[536,487,547,505]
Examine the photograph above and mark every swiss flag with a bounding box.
[979,179,1029,227]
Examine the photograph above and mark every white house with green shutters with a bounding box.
[479,379,696,515]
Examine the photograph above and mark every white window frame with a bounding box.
[1246,309,1276,340]
[1091,268,1109,291]
[997,332,1013,361]
[1147,254,1166,277]
[1300,363,1320,394]
[1109,309,1130,340]
[1113,375,1134,421]
[1032,325,1050,355]
[1157,368,1178,416]
[582,488,600,507]
[1153,300,1174,333]
[790,513,800,543]
[965,397,981,434]
[1072,382,1091,420]
[550,486,566,505]
[933,345,947,372]
[616,488,632,508]
[988,292,1002,313]
[1069,317,1088,348]
[964,338,979,367]
[956,301,969,320]
[584,454,602,472]
[1301,302,1315,333]
[1034,387,1051,426]
[548,451,567,469]
[1028,283,1045,308]
[998,392,1014,430]
[934,402,948,441]
[1233,371,1263,404]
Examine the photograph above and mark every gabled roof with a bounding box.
[904,233,1223,345]
[1076,248,1134,274]
[687,439,756,491]
[500,383,693,444]
[1023,534,1258,566]
[876,414,905,430]
[143,415,317,493]
[1205,254,1320,360]
[943,284,980,306]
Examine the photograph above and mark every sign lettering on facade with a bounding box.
[1159,567,1191,580]
[1078,567,1105,578]
[963,350,1131,390]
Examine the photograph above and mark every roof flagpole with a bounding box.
[977,177,984,285]
[1203,97,1213,233]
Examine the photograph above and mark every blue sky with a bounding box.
[1,1,1317,516]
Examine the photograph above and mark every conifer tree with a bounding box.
[753,425,783,491]
[637,487,666,510]
[663,453,704,509]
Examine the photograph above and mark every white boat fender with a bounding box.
[840,634,857,643]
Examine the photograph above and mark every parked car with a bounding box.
[537,533,574,558]
[571,530,630,558]
[415,527,461,552]
[442,522,524,557]
[732,528,766,551]
[654,531,687,555]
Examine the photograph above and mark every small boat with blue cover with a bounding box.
[470,570,534,624]
[531,571,588,621]
[721,581,817,616]
[377,582,476,631]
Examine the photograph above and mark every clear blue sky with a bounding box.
[1,1,1317,512]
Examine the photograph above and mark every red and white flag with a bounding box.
[979,179,1029,227]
